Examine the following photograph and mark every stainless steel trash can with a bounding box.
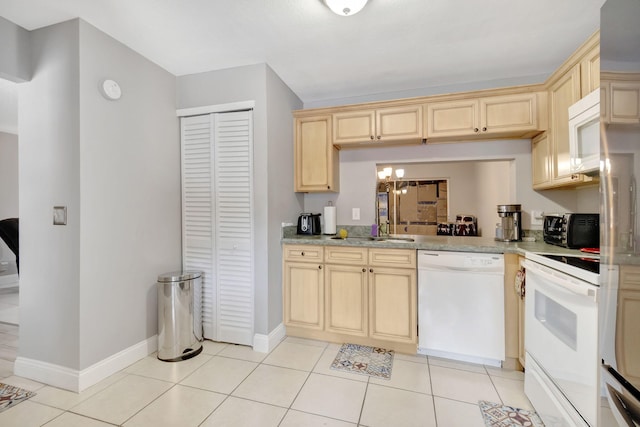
[157,271,203,361]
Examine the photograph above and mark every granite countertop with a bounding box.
[281,233,589,258]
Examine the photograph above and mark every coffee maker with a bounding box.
[495,204,522,242]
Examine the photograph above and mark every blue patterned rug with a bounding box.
[479,400,544,427]
[0,383,36,413]
[330,344,394,379]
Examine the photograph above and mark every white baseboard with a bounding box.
[253,323,285,353]
[14,335,158,392]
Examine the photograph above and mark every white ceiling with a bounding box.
[0,0,604,115]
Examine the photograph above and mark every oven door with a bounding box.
[524,259,599,426]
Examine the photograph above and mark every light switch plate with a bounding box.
[53,206,67,225]
[352,208,360,221]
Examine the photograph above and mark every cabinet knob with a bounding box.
[376,135,381,140]
[327,185,330,189]
[319,265,322,270]
[301,252,305,256]
[362,268,366,272]
[474,128,479,132]
[482,127,487,132]
[369,268,373,273]
[370,135,374,140]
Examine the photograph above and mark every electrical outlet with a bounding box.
[531,210,543,226]
[352,208,360,221]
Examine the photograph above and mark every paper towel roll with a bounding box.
[324,206,337,234]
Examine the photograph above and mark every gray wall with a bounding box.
[0,131,18,262]
[18,19,180,372]
[19,19,82,368]
[0,16,30,82]
[265,66,304,331]
[177,63,303,336]
[303,139,594,231]
[77,20,180,369]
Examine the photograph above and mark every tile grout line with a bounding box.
[356,374,371,427]
[279,341,330,423]
[427,356,440,427]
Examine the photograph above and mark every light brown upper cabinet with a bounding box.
[549,64,583,185]
[294,114,340,193]
[333,104,423,147]
[531,132,551,190]
[534,31,600,190]
[580,43,600,97]
[607,80,640,124]
[601,72,640,124]
[425,93,543,141]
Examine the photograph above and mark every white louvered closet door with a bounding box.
[181,110,254,346]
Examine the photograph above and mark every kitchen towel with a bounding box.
[324,205,337,234]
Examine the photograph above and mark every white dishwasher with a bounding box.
[418,250,505,366]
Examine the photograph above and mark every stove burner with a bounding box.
[541,254,599,274]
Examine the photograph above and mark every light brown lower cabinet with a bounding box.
[517,263,526,369]
[283,244,417,353]
[369,266,416,344]
[504,253,525,371]
[325,264,368,337]
[283,247,324,330]
[616,265,640,386]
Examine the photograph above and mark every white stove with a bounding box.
[523,251,600,426]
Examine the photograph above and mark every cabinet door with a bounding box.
[294,115,339,192]
[283,262,324,330]
[376,105,423,141]
[480,93,538,135]
[616,289,640,386]
[325,264,368,336]
[369,267,417,343]
[425,99,479,138]
[518,290,525,368]
[610,82,640,124]
[549,65,582,183]
[601,83,610,123]
[531,132,551,189]
[333,110,376,145]
[580,44,600,97]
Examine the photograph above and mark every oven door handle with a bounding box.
[523,259,598,300]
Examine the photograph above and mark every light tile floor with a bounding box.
[0,336,533,427]
[0,287,19,326]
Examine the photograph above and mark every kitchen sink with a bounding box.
[330,236,415,243]
[330,236,376,241]
[376,237,415,243]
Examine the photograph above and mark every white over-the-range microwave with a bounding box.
[569,88,600,174]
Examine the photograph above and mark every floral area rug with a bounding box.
[479,400,544,427]
[0,382,36,412]
[330,343,394,379]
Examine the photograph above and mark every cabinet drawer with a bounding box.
[325,247,368,265]
[283,245,324,263]
[368,249,416,268]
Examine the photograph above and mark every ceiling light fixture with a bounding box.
[324,0,369,16]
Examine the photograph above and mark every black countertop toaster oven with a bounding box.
[543,213,599,249]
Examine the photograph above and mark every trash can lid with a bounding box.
[157,270,202,282]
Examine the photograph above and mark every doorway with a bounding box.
[0,78,20,368]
